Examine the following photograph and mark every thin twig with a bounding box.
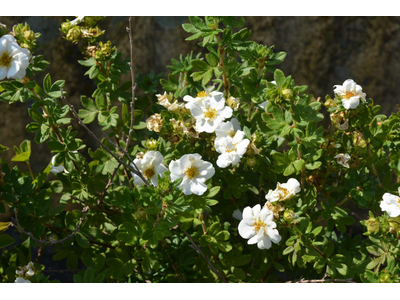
[286,278,357,283]
[11,206,89,245]
[59,90,149,185]
[183,231,228,283]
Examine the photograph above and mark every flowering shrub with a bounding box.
[1,16,400,283]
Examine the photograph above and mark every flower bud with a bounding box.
[388,216,400,233]
[245,157,257,167]
[378,272,392,283]
[23,30,35,41]
[282,88,293,100]
[66,27,81,41]
[366,217,380,234]
[145,139,158,150]
[61,22,72,34]
[283,209,295,222]
[226,96,240,110]
[0,23,7,37]
[324,98,337,108]
[353,131,367,148]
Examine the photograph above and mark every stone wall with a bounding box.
[1,16,400,172]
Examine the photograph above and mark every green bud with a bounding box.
[245,157,257,167]
[378,272,392,283]
[23,30,35,41]
[353,131,367,148]
[0,23,7,37]
[66,27,81,41]
[282,88,293,100]
[366,217,380,234]
[283,209,295,222]
[145,139,158,150]
[61,22,72,34]
[324,98,336,108]
[388,216,400,233]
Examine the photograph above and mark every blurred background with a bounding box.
[1,16,400,173]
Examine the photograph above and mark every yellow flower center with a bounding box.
[397,198,400,204]
[252,218,267,233]
[229,130,236,138]
[185,165,199,179]
[343,91,356,99]
[0,52,12,68]
[197,91,209,98]
[204,108,218,120]
[143,168,155,180]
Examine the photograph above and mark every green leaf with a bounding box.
[272,261,285,272]
[0,144,9,153]
[191,59,210,71]
[0,234,15,248]
[43,73,52,93]
[75,232,90,248]
[182,23,199,34]
[274,69,285,88]
[366,257,382,270]
[84,267,95,283]
[107,258,124,268]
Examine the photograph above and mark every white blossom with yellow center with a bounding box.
[169,153,215,196]
[380,187,400,218]
[130,151,167,187]
[183,87,216,109]
[334,153,351,168]
[188,92,232,133]
[265,178,301,203]
[238,204,281,250]
[0,35,31,80]
[333,79,366,110]
[215,130,250,168]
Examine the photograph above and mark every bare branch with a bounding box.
[183,231,228,283]
[59,89,149,185]
[11,206,89,246]
[286,278,357,283]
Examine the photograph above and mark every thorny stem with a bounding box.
[11,206,89,245]
[183,231,228,283]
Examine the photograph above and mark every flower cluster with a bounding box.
[238,178,301,249]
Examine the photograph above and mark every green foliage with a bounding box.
[1,16,400,284]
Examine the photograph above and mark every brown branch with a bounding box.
[368,148,383,188]
[183,231,228,283]
[59,90,149,185]
[100,17,143,203]
[286,278,357,283]
[11,206,89,245]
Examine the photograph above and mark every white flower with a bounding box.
[333,79,366,110]
[215,118,241,139]
[183,87,216,109]
[131,151,167,187]
[169,153,215,196]
[70,16,85,26]
[380,187,400,218]
[50,155,64,174]
[0,35,31,80]
[265,178,301,203]
[15,261,35,282]
[14,277,31,283]
[330,142,341,148]
[215,130,250,168]
[334,153,351,168]
[238,204,281,250]
[189,93,233,133]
